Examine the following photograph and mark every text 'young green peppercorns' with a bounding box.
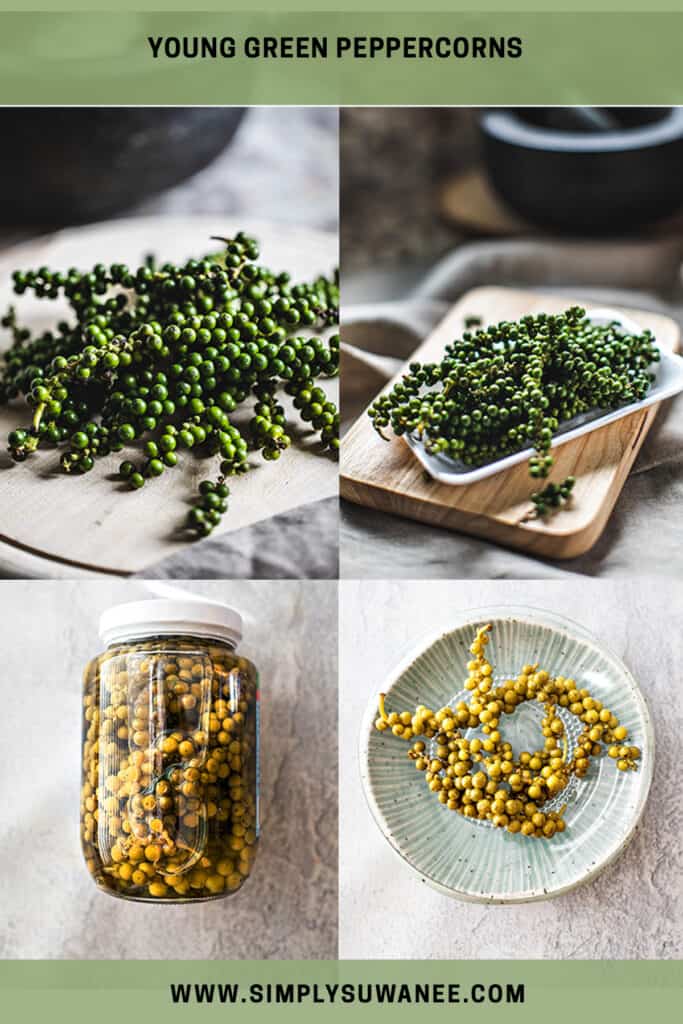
[1,233,339,540]
[369,307,658,519]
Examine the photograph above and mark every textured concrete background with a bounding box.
[0,580,338,959]
[341,108,475,274]
[339,578,682,960]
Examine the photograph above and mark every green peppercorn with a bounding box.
[2,233,339,537]
[368,310,656,518]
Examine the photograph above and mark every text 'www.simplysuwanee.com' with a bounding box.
[169,981,526,1006]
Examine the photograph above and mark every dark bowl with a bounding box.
[480,108,683,234]
[0,107,247,225]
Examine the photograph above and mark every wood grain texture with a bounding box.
[0,217,338,575]
[439,169,683,241]
[439,170,529,236]
[340,286,680,560]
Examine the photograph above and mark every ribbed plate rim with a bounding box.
[358,604,655,904]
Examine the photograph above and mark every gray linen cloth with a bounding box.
[341,237,683,579]
[139,497,339,580]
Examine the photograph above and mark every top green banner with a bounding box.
[0,11,683,104]
[3,1,683,9]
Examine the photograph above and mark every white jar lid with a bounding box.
[99,598,243,648]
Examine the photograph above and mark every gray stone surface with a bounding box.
[0,580,338,959]
[127,107,339,234]
[0,108,339,246]
[339,578,683,960]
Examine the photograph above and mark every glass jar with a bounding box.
[80,599,259,902]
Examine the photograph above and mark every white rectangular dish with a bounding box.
[406,307,683,486]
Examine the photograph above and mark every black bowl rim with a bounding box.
[480,107,683,153]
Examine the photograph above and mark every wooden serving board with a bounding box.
[341,286,680,560]
[439,169,683,240]
[0,217,338,576]
[439,170,530,236]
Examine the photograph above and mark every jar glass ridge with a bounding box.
[80,627,259,902]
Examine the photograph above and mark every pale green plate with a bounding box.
[359,606,654,904]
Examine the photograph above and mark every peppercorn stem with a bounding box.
[32,401,46,433]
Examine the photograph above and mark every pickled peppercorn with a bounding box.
[80,635,258,901]
[375,624,640,840]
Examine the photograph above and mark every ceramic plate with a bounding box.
[359,607,654,903]
[406,308,683,485]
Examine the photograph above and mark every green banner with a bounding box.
[0,961,681,1022]
[1,11,683,104]
[1,2,682,12]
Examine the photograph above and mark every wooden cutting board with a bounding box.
[341,286,680,560]
[0,217,338,575]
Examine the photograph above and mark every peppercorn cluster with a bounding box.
[368,307,659,518]
[375,624,641,840]
[1,233,339,538]
[81,637,258,901]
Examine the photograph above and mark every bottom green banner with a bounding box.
[0,961,679,1022]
